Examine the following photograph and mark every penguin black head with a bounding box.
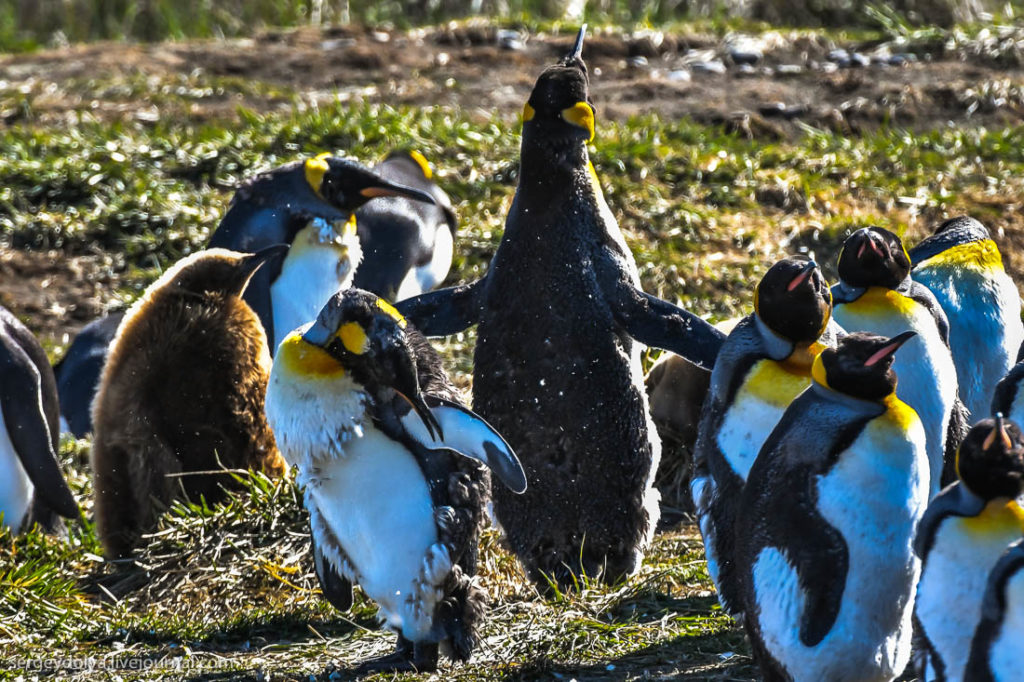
[165,245,290,297]
[301,288,441,438]
[521,26,593,159]
[304,154,437,212]
[932,215,990,242]
[755,256,832,344]
[837,227,911,290]
[812,331,916,402]
[956,414,1024,501]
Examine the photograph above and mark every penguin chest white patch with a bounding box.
[305,426,444,639]
[0,406,33,532]
[990,569,1024,679]
[716,359,810,482]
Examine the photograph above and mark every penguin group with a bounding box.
[4,22,1024,680]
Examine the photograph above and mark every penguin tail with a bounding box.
[437,565,487,662]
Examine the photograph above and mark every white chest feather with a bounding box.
[395,227,454,301]
[990,569,1024,680]
[0,405,33,532]
[752,415,928,682]
[917,517,1024,682]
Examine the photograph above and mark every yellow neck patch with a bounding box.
[962,498,1024,535]
[746,358,813,408]
[407,150,432,179]
[523,102,535,122]
[343,213,357,237]
[920,239,1004,271]
[811,353,829,389]
[305,152,332,198]
[846,286,918,316]
[376,298,407,328]
[277,334,345,378]
[783,341,826,374]
[338,322,368,355]
[562,101,595,142]
[882,393,919,432]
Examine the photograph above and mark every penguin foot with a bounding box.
[354,637,438,674]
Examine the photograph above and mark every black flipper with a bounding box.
[396,278,486,337]
[53,311,123,438]
[967,539,1024,682]
[0,340,78,519]
[311,533,353,611]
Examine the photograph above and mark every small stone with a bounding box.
[691,60,727,75]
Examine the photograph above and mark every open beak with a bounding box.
[864,330,917,367]
[787,259,818,292]
[359,179,436,205]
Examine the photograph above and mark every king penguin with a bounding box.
[967,538,1024,682]
[208,154,436,347]
[352,150,458,301]
[913,414,1024,682]
[992,362,1024,427]
[91,247,288,559]
[910,216,1024,422]
[832,226,964,493]
[264,288,526,672]
[735,331,929,682]
[0,306,79,533]
[52,311,124,438]
[396,26,725,590]
[691,255,837,616]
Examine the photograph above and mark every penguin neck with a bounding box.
[754,315,796,361]
[517,139,590,200]
[809,380,888,414]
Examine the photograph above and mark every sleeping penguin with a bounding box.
[396,26,726,590]
[352,150,458,301]
[691,256,837,616]
[735,331,929,682]
[264,288,526,673]
[914,414,1024,682]
[910,216,1024,422]
[967,538,1024,682]
[208,154,436,347]
[0,306,79,533]
[832,226,964,493]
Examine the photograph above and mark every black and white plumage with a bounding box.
[0,306,79,533]
[735,331,929,682]
[992,362,1024,427]
[52,311,123,438]
[967,538,1024,682]
[914,415,1024,682]
[264,288,525,672]
[691,256,838,616]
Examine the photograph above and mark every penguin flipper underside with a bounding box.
[311,533,353,611]
[395,278,486,338]
[0,346,78,519]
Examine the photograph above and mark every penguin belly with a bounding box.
[0,407,34,532]
[914,265,1024,421]
[306,426,442,640]
[989,569,1024,680]
[834,297,956,492]
[917,503,1024,682]
[395,227,454,301]
[752,413,928,681]
[271,242,357,347]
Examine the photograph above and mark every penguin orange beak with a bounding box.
[864,330,916,367]
[787,259,818,292]
[358,179,436,205]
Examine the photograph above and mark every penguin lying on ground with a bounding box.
[736,331,929,682]
[691,256,837,616]
[264,288,526,673]
[914,414,1024,682]
[967,538,1024,681]
[910,216,1024,423]
[832,226,965,493]
[397,26,725,590]
[352,150,458,301]
[52,311,123,438]
[0,306,79,534]
[208,154,436,347]
[91,247,288,559]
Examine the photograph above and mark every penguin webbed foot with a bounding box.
[353,637,438,674]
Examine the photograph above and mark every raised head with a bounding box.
[812,330,916,401]
[755,256,832,344]
[956,414,1024,500]
[837,227,911,290]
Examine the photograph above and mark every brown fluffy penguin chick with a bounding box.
[91,247,288,559]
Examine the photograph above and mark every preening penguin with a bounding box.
[735,331,929,682]
[264,288,526,673]
[352,150,458,301]
[691,256,836,616]
[0,306,78,533]
[967,538,1024,682]
[91,247,288,559]
[914,414,1024,682]
[910,216,1024,422]
[832,226,964,493]
[208,154,436,347]
[52,311,123,438]
[397,26,725,590]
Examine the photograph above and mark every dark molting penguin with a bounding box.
[91,247,288,559]
[691,256,836,616]
[910,216,1024,422]
[735,331,929,682]
[397,27,725,589]
[208,154,436,347]
[967,538,1024,682]
[914,415,1024,682]
[0,306,78,533]
[352,150,458,301]
[53,311,124,438]
[264,289,525,673]
[832,226,963,494]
